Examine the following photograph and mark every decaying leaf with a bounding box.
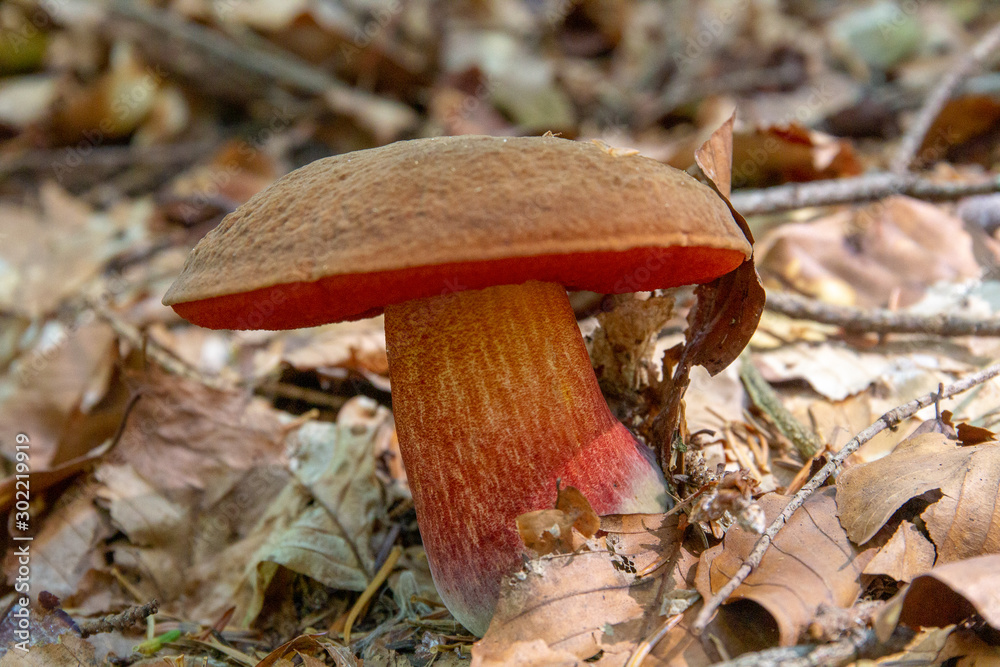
[894,555,1000,631]
[0,633,97,666]
[2,480,111,602]
[473,513,680,666]
[245,397,387,622]
[590,294,674,399]
[862,520,936,583]
[696,488,873,648]
[0,320,117,467]
[516,485,600,557]
[837,433,1000,563]
[757,196,979,308]
[650,117,764,462]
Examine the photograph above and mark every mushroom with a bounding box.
[163,135,752,635]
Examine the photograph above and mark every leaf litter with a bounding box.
[4,1,1000,665]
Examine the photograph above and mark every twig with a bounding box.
[739,356,823,459]
[89,300,235,392]
[340,545,402,645]
[729,172,1000,216]
[78,600,159,638]
[708,627,913,667]
[766,291,1000,337]
[692,361,1000,634]
[892,21,1000,173]
[105,0,417,143]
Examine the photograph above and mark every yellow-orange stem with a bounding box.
[384,281,668,635]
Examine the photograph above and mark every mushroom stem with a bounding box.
[384,280,669,636]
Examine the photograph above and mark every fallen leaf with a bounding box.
[696,488,872,648]
[473,513,680,666]
[836,433,1000,563]
[245,397,387,622]
[0,634,97,666]
[862,520,936,583]
[895,555,1000,631]
[695,111,735,198]
[757,196,979,308]
[0,320,116,467]
[0,183,151,318]
[730,124,861,189]
[2,481,111,602]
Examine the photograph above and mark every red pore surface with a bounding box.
[383,281,668,635]
[171,246,745,330]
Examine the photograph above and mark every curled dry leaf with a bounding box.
[757,196,978,308]
[473,513,680,666]
[651,116,764,460]
[695,488,873,648]
[695,111,736,199]
[892,555,1000,631]
[837,433,1000,562]
[730,124,862,189]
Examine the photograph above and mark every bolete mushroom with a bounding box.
[163,135,752,635]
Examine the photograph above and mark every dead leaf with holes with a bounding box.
[695,488,873,650]
[472,513,683,666]
[836,433,1000,563]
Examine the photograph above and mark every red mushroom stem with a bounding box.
[384,280,669,635]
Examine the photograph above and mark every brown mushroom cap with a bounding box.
[163,135,751,329]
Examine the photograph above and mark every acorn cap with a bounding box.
[163,135,751,330]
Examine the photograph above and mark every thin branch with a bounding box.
[892,21,1000,173]
[729,172,1000,216]
[766,291,1000,337]
[709,627,913,667]
[89,299,235,392]
[78,600,159,638]
[692,361,1000,634]
[105,0,417,143]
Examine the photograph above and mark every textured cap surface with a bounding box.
[164,135,752,329]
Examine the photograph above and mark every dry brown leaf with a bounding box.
[895,555,1000,631]
[2,482,111,602]
[696,488,872,648]
[590,294,674,399]
[0,183,151,318]
[757,196,979,308]
[837,433,1000,562]
[472,513,680,666]
[0,634,97,666]
[730,124,861,189]
[0,321,117,467]
[110,369,287,491]
[863,520,936,583]
[695,111,735,198]
[0,598,80,660]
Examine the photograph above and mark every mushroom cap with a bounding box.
[164,135,751,330]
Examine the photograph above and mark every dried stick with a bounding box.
[891,21,1000,173]
[767,291,1000,336]
[766,291,1000,337]
[729,172,1000,216]
[78,600,159,638]
[89,299,234,392]
[105,0,416,142]
[691,361,1000,634]
[708,627,913,667]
